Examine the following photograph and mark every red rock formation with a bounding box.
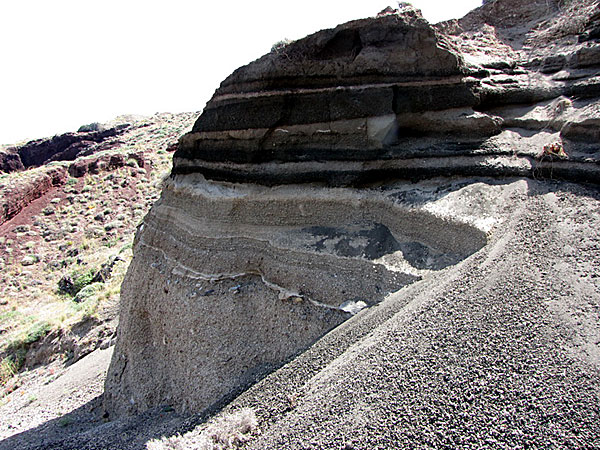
[0,166,67,226]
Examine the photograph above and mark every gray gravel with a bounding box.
[1,179,599,449]
[228,180,600,450]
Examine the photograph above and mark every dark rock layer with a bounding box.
[174,1,600,186]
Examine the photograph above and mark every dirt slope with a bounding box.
[2,178,597,450]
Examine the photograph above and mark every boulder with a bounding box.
[0,147,24,173]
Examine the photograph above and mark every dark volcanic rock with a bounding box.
[174,1,600,186]
[15,124,130,170]
[0,147,24,172]
[214,12,464,95]
[186,12,472,137]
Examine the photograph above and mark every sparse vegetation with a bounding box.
[23,320,51,345]
[271,38,293,53]
[0,319,50,389]
[58,416,74,427]
[58,268,96,297]
[146,408,258,450]
[73,282,103,304]
[0,357,18,386]
[0,112,197,386]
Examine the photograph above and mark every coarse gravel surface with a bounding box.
[2,178,597,449]
[225,179,600,450]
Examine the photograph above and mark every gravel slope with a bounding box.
[225,179,600,450]
[0,178,598,449]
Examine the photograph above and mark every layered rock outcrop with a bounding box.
[0,124,130,173]
[0,123,149,226]
[104,0,600,417]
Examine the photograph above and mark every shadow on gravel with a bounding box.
[0,396,196,450]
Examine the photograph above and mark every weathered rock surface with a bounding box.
[0,147,25,172]
[0,166,67,225]
[0,120,151,226]
[173,1,600,186]
[67,150,146,178]
[105,0,600,435]
[0,124,130,173]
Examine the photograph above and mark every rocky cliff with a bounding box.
[104,0,600,433]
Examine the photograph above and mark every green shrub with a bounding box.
[1,321,52,383]
[73,269,95,294]
[0,357,17,385]
[24,320,51,345]
[59,268,96,296]
[73,282,103,303]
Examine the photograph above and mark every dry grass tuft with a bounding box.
[146,408,258,450]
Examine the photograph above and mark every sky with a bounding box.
[0,0,482,145]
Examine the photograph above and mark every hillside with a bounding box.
[0,113,196,396]
[1,1,600,449]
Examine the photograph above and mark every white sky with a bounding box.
[0,1,481,145]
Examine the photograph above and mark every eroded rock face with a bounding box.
[0,166,67,225]
[105,1,600,417]
[104,175,488,416]
[0,148,25,172]
[0,124,130,173]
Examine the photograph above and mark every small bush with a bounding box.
[24,320,51,345]
[271,38,293,52]
[147,408,258,450]
[126,158,139,168]
[72,269,95,293]
[73,282,103,303]
[0,357,17,386]
[58,268,96,296]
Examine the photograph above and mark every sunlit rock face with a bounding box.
[104,2,600,417]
